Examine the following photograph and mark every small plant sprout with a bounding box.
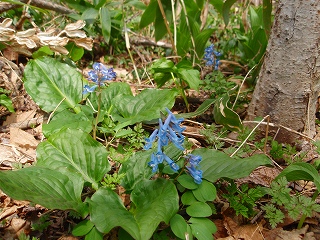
[144,108,203,184]
[204,44,222,70]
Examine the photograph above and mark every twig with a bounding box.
[0,0,74,14]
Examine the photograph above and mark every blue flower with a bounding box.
[144,129,158,150]
[164,155,180,172]
[187,154,202,166]
[186,165,203,184]
[83,84,98,94]
[204,44,221,70]
[85,62,116,93]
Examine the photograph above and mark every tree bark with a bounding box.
[246,0,320,144]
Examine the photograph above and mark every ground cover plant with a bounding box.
[0,0,319,239]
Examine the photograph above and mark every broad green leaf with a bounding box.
[89,82,133,114]
[119,150,154,191]
[72,220,94,236]
[151,58,175,72]
[249,6,261,31]
[88,188,140,239]
[100,7,111,43]
[139,0,157,29]
[222,0,237,26]
[194,28,215,59]
[192,180,217,202]
[177,68,201,90]
[177,174,199,190]
[23,57,83,113]
[213,94,243,131]
[186,202,212,217]
[193,148,272,183]
[0,167,86,216]
[89,179,179,240]
[112,88,178,130]
[0,94,14,112]
[32,46,53,58]
[65,42,84,61]
[189,217,216,240]
[81,8,99,23]
[170,214,190,239]
[42,109,92,137]
[36,128,110,190]
[154,0,172,41]
[209,0,224,15]
[275,162,320,190]
[181,191,198,205]
[85,226,103,240]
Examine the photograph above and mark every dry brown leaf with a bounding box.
[10,127,39,149]
[263,225,316,240]
[0,206,18,221]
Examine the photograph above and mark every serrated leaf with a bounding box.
[112,88,178,130]
[192,180,217,202]
[89,179,179,240]
[100,7,111,43]
[186,202,212,217]
[23,57,83,113]
[213,94,243,131]
[193,148,272,183]
[189,217,216,240]
[0,167,86,216]
[36,128,110,190]
[275,162,320,190]
[119,150,154,191]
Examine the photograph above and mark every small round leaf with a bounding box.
[177,174,199,190]
[192,180,217,202]
[170,214,188,239]
[181,191,197,205]
[186,202,212,217]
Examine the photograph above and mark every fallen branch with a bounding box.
[0,0,74,14]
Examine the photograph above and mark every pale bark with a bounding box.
[247,0,320,143]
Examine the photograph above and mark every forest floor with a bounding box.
[0,50,320,240]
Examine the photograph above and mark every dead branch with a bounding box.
[0,0,74,15]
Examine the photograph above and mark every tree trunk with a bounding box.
[246,0,320,144]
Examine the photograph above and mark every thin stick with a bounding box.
[231,115,270,158]
[263,115,270,154]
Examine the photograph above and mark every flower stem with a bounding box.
[93,89,101,140]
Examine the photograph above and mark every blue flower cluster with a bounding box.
[83,62,117,94]
[204,44,222,70]
[185,154,203,184]
[144,108,203,184]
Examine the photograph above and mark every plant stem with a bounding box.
[93,90,101,140]
[297,190,319,229]
[170,72,189,111]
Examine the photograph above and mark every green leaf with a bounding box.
[0,167,86,216]
[100,7,111,43]
[194,28,215,59]
[181,191,198,205]
[213,94,243,131]
[89,82,133,114]
[81,8,99,23]
[194,148,272,183]
[23,57,83,113]
[0,94,14,112]
[65,42,84,61]
[139,0,157,29]
[72,220,94,236]
[189,217,216,240]
[186,202,212,217]
[177,98,215,119]
[177,174,199,190]
[263,0,272,36]
[112,88,178,130]
[275,162,320,190]
[151,58,175,72]
[209,0,224,15]
[170,214,190,239]
[192,180,217,202]
[85,226,103,240]
[89,179,179,240]
[36,128,110,190]
[42,109,92,137]
[177,68,201,90]
[119,150,154,191]
[222,0,237,26]
[32,46,53,59]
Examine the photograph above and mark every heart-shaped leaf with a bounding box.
[193,148,272,183]
[0,167,87,216]
[89,179,179,240]
[36,128,110,190]
[23,57,83,113]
